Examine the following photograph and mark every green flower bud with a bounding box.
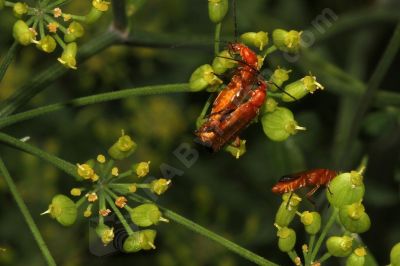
[43,194,77,226]
[130,204,165,227]
[212,50,237,75]
[189,64,222,92]
[92,0,110,11]
[300,211,321,235]
[12,20,35,46]
[326,235,353,257]
[262,98,278,113]
[64,21,85,42]
[261,107,306,141]
[240,31,269,51]
[346,247,367,266]
[57,42,78,69]
[224,139,246,159]
[108,134,137,160]
[36,35,57,53]
[269,68,291,92]
[208,0,228,23]
[390,242,400,266]
[150,178,170,195]
[272,29,302,53]
[275,193,301,227]
[282,75,324,102]
[275,225,296,252]
[339,202,371,233]
[13,2,28,17]
[132,161,151,178]
[86,7,103,24]
[95,224,114,245]
[123,230,157,252]
[326,171,365,208]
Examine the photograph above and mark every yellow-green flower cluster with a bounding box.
[2,0,110,69]
[42,132,170,252]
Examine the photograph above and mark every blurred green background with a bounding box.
[1,0,400,265]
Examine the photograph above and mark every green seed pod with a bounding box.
[346,247,367,266]
[326,171,365,208]
[132,161,151,178]
[212,50,237,75]
[57,42,78,69]
[123,232,143,253]
[326,235,353,257]
[224,139,246,159]
[130,204,162,227]
[12,20,35,46]
[37,35,57,53]
[390,242,400,266]
[208,0,228,23]
[300,211,321,235]
[139,229,157,250]
[13,2,28,17]
[240,31,269,51]
[269,68,291,92]
[95,224,114,246]
[272,29,302,53]
[189,64,222,92]
[261,107,306,142]
[262,98,278,113]
[282,75,324,102]
[339,202,371,233]
[64,21,85,42]
[275,193,301,227]
[108,134,137,160]
[86,7,103,24]
[276,226,296,252]
[150,179,170,195]
[46,194,77,226]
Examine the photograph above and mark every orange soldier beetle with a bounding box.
[272,169,337,201]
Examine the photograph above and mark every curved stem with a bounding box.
[0,83,190,129]
[0,41,19,83]
[124,192,279,266]
[0,133,78,178]
[0,157,56,266]
[310,208,338,262]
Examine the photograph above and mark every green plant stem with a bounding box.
[0,83,190,129]
[0,41,18,83]
[214,23,222,55]
[0,132,78,178]
[317,252,331,264]
[0,157,56,266]
[304,234,316,265]
[287,250,301,265]
[196,94,214,128]
[111,0,128,32]
[343,22,400,165]
[76,195,87,208]
[0,30,120,118]
[47,0,68,9]
[104,189,134,235]
[262,45,277,58]
[310,208,339,262]
[124,192,279,266]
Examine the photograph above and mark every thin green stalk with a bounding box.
[310,208,339,262]
[262,45,277,58]
[214,23,222,55]
[76,195,87,208]
[0,30,120,118]
[111,0,128,32]
[305,234,316,265]
[47,0,68,9]
[104,190,134,235]
[196,94,214,129]
[343,22,400,166]
[98,191,106,225]
[287,250,301,266]
[0,83,190,129]
[0,41,19,83]
[124,192,279,266]
[0,157,56,266]
[111,169,134,182]
[0,132,77,178]
[317,252,331,264]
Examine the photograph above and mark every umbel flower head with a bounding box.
[2,0,110,68]
[42,132,170,250]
